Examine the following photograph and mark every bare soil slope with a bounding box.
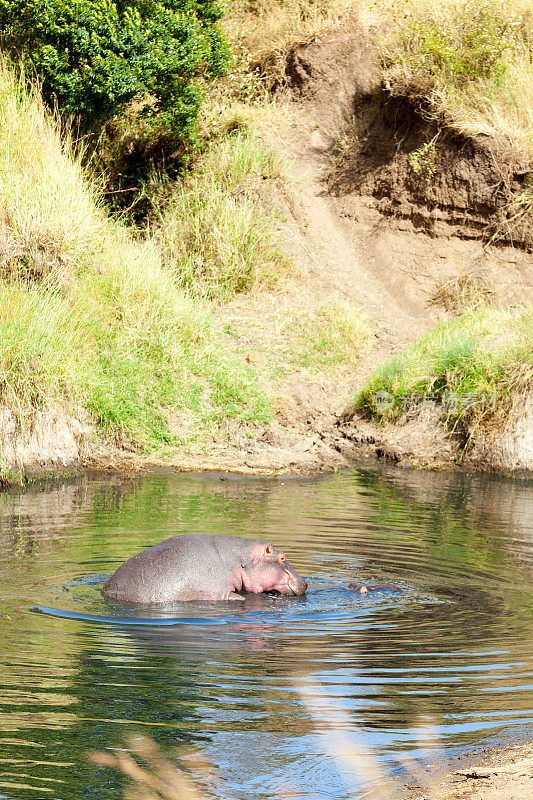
[329,92,533,251]
[143,22,532,476]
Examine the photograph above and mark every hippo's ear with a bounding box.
[251,542,274,561]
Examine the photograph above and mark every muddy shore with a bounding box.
[406,741,533,800]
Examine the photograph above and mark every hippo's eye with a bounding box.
[278,554,286,564]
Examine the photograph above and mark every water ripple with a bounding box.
[0,467,532,800]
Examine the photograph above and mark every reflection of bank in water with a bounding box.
[89,695,533,800]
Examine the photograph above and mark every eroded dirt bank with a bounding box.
[1,22,532,481]
[183,23,532,477]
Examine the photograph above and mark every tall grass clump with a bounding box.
[0,283,92,409]
[0,64,105,289]
[380,0,533,157]
[355,307,533,422]
[156,132,287,301]
[0,58,271,448]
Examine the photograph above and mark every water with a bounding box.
[0,466,532,800]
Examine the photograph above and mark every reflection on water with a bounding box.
[0,466,532,799]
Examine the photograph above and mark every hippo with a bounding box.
[102,534,308,603]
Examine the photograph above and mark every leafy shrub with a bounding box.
[0,0,230,144]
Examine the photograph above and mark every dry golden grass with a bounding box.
[430,273,494,313]
[0,63,106,290]
[436,57,533,155]
[379,0,533,159]
[222,0,362,90]
[217,0,533,166]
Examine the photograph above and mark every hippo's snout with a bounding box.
[287,571,308,596]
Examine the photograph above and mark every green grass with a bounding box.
[156,132,287,302]
[0,283,90,409]
[355,307,533,422]
[0,59,272,450]
[224,297,370,382]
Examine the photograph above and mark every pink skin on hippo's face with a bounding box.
[239,542,308,596]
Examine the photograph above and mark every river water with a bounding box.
[0,466,532,800]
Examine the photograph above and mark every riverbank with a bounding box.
[408,742,533,800]
[0,2,531,482]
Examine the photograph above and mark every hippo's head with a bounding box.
[240,541,307,596]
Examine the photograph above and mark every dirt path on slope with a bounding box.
[266,106,438,371]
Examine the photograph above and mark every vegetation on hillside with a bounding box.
[156,133,287,301]
[220,0,533,169]
[0,0,531,471]
[379,0,533,158]
[0,59,271,451]
[352,0,533,436]
[0,0,230,139]
[224,298,371,379]
[0,0,234,214]
[222,0,360,91]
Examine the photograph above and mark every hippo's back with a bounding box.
[102,534,259,603]
[102,536,193,603]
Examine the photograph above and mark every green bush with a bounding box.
[0,0,230,142]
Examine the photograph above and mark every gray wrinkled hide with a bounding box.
[102,534,268,603]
